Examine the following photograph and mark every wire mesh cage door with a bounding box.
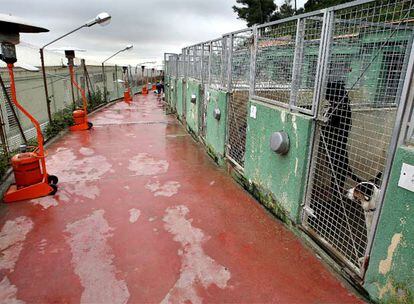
[226,29,253,169]
[302,0,414,276]
[199,43,210,139]
[182,49,189,120]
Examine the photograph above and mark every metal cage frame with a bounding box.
[166,0,414,278]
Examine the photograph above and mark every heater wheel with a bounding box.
[88,122,93,129]
[50,184,58,195]
[48,175,58,185]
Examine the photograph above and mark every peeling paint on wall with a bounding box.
[291,115,299,149]
[161,205,231,304]
[65,210,130,304]
[377,279,394,299]
[379,233,403,275]
[280,111,286,123]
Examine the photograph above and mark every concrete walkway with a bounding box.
[0,93,364,303]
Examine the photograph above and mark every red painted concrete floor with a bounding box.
[0,93,365,303]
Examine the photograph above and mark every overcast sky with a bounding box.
[3,0,306,67]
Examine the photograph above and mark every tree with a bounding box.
[271,0,296,21]
[233,0,277,27]
[303,0,353,12]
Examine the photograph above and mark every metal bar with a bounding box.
[310,10,331,118]
[227,34,233,93]
[41,25,86,49]
[249,26,258,98]
[289,18,305,110]
[257,8,327,29]
[222,27,255,38]
[208,41,212,88]
[301,10,332,223]
[102,64,107,101]
[315,11,334,118]
[39,49,53,123]
[251,94,291,110]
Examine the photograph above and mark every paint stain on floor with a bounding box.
[128,153,169,176]
[145,180,181,197]
[162,205,231,304]
[65,210,130,304]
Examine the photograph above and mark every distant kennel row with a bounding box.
[164,0,414,287]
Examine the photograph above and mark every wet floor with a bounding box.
[0,93,364,303]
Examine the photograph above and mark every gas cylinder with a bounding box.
[142,86,148,95]
[124,89,132,102]
[11,152,43,187]
[73,110,86,125]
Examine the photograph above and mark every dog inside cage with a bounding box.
[302,0,414,273]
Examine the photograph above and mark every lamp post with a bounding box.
[101,44,133,102]
[40,12,111,123]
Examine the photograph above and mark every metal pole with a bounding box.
[40,49,53,123]
[0,103,9,158]
[115,65,119,98]
[82,59,92,101]
[102,63,107,102]
[0,73,27,144]
[69,66,76,109]
[249,26,258,99]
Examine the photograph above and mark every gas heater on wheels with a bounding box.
[0,14,58,203]
[65,49,93,131]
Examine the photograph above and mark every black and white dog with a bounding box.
[347,172,382,233]
[322,81,361,193]
[322,81,382,233]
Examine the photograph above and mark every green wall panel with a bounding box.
[185,79,201,134]
[176,78,184,119]
[364,145,414,303]
[244,100,313,222]
[205,88,228,164]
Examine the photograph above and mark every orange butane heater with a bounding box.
[151,68,156,91]
[66,50,93,131]
[141,86,148,95]
[141,65,148,95]
[122,66,132,104]
[1,16,58,203]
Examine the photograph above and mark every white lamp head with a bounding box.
[86,12,111,27]
[95,12,111,26]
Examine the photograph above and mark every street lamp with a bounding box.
[39,12,111,123]
[101,44,133,102]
